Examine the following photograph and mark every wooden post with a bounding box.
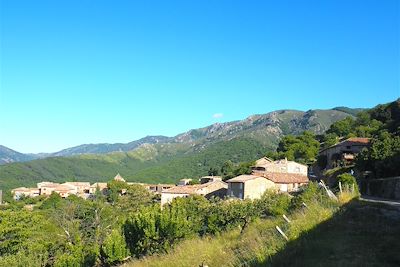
[339,181,342,193]
[283,214,291,223]
[275,226,289,241]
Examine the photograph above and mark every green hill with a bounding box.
[0,138,269,191]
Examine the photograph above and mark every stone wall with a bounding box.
[360,177,400,200]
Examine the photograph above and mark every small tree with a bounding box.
[101,229,130,265]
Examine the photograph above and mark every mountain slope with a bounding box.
[0,145,36,165]
[52,135,171,157]
[1,108,357,165]
[0,107,358,191]
[0,137,268,191]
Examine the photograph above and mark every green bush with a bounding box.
[337,173,359,193]
[101,229,129,265]
[256,191,291,216]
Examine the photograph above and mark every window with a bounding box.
[239,183,243,190]
[239,192,243,199]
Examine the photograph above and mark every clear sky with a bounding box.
[0,0,399,153]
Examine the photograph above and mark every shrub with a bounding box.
[256,191,291,216]
[337,173,359,193]
[101,229,130,265]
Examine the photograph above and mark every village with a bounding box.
[11,136,370,206]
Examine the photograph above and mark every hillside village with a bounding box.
[12,157,311,204]
[11,136,370,204]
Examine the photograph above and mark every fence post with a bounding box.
[339,181,342,193]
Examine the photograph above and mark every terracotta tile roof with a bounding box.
[90,182,108,188]
[162,181,226,194]
[263,172,309,184]
[226,175,263,183]
[321,137,371,152]
[64,182,90,187]
[344,137,370,144]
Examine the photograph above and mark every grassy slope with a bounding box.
[0,138,269,191]
[124,200,400,267]
[268,201,400,267]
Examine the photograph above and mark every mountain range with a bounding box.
[0,107,361,191]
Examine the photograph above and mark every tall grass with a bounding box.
[123,200,338,267]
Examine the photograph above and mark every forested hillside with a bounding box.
[0,138,269,191]
[0,107,358,191]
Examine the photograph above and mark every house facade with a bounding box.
[11,187,40,200]
[226,175,276,200]
[226,172,309,199]
[319,137,370,169]
[252,158,308,176]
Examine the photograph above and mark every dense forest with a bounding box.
[0,138,270,192]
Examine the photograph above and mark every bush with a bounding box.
[101,229,130,265]
[337,173,359,193]
[123,204,194,256]
[290,182,334,209]
[256,191,291,216]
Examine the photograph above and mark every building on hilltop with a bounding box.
[113,173,126,182]
[319,137,370,169]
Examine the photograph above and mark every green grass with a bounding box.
[123,201,337,267]
[123,199,400,267]
[266,200,400,267]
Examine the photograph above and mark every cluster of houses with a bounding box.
[160,157,309,205]
[10,137,370,204]
[11,173,176,200]
[11,158,309,205]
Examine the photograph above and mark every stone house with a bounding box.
[160,180,228,206]
[263,172,309,192]
[226,175,275,200]
[11,187,40,200]
[252,158,308,176]
[226,172,309,199]
[319,137,370,169]
[200,176,223,184]
[64,182,90,195]
[37,182,78,197]
[89,182,108,194]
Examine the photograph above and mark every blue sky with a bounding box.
[0,0,399,153]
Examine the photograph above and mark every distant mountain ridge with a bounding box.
[0,145,36,165]
[0,105,367,191]
[0,107,362,165]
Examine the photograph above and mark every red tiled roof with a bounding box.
[226,175,263,183]
[344,137,370,144]
[163,181,226,194]
[263,172,309,184]
[320,137,370,152]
